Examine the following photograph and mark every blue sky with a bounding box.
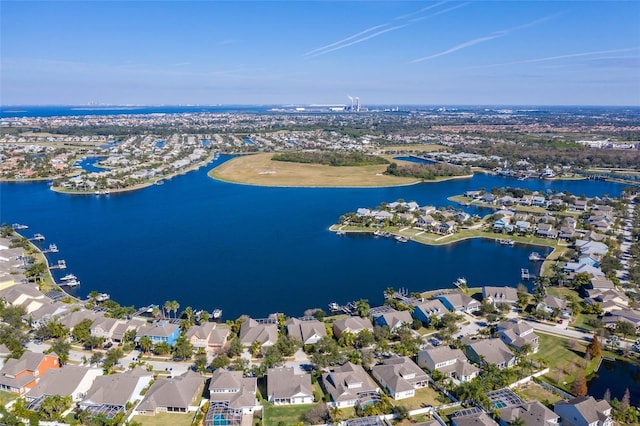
[1,1,639,106]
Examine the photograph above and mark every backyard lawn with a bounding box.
[514,382,566,405]
[0,390,17,405]
[131,412,195,426]
[395,386,444,410]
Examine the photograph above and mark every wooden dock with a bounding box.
[521,268,530,280]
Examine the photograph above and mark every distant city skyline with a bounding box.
[1,1,639,106]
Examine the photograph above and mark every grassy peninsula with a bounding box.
[209,153,421,187]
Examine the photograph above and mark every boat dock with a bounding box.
[529,252,543,261]
[49,260,67,270]
[328,301,357,315]
[42,244,59,254]
[30,233,45,242]
[521,269,530,280]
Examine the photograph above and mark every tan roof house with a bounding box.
[239,317,278,348]
[285,318,327,345]
[321,362,379,408]
[208,369,260,414]
[417,346,479,383]
[466,338,516,369]
[266,367,314,405]
[332,317,373,339]
[496,319,539,353]
[370,356,429,400]
[554,396,613,426]
[135,370,204,415]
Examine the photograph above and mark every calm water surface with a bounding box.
[0,156,627,319]
[588,359,640,406]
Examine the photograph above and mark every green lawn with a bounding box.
[395,386,443,410]
[532,333,599,392]
[263,402,319,426]
[0,390,17,405]
[131,411,195,426]
[515,382,565,405]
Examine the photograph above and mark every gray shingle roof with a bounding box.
[137,370,203,412]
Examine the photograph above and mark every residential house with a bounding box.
[587,276,616,291]
[60,309,103,332]
[417,214,438,230]
[26,301,71,328]
[135,371,204,415]
[0,352,59,394]
[466,339,516,369]
[80,367,153,419]
[332,317,373,339]
[370,357,430,400]
[436,293,481,314]
[412,299,448,325]
[537,295,572,319]
[111,318,146,344]
[499,400,560,426]
[0,284,49,315]
[601,309,640,332]
[483,286,518,307]
[584,289,628,313]
[90,317,124,342]
[26,365,102,402]
[535,223,558,239]
[554,396,613,426]
[452,410,499,426]
[372,309,413,332]
[322,362,380,408]
[563,262,604,278]
[575,240,608,257]
[239,317,278,347]
[186,323,230,351]
[417,346,479,383]
[496,319,539,353]
[208,369,260,414]
[136,321,181,347]
[285,318,327,345]
[266,367,314,405]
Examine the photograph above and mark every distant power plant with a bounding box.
[347,95,361,112]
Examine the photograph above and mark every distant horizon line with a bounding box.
[2,103,639,108]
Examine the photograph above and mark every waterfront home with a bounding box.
[59,309,103,332]
[535,223,558,239]
[0,283,49,315]
[496,319,539,353]
[554,396,613,426]
[536,295,572,319]
[465,338,516,369]
[239,317,278,347]
[575,240,608,257]
[412,299,448,325]
[417,346,479,383]
[135,371,204,415]
[452,409,499,426]
[285,317,326,345]
[435,220,457,235]
[321,362,380,408]
[570,199,589,211]
[208,369,260,415]
[436,293,481,314]
[587,276,616,291]
[111,318,146,344]
[80,367,153,419]
[26,301,71,328]
[266,367,314,405]
[601,309,640,332]
[186,322,230,351]
[482,286,518,307]
[332,316,374,339]
[26,365,102,403]
[563,262,604,278]
[370,356,430,400]
[90,317,124,342]
[417,214,438,229]
[0,352,60,394]
[136,320,180,347]
[499,400,560,426]
[372,309,413,332]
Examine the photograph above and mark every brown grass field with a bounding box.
[208,152,422,187]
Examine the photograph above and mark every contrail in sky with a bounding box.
[304,1,466,58]
[410,14,559,63]
[475,47,640,68]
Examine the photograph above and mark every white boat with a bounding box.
[395,235,409,243]
[61,279,80,287]
[212,309,222,319]
[95,293,110,302]
[60,273,77,281]
[11,223,28,230]
[453,277,468,288]
[529,252,543,261]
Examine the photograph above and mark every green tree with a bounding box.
[103,348,124,372]
[210,354,230,370]
[138,336,153,354]
[227,336,244,357]
[154,341,171,356]
[38,395,72,421]
[355,299,370,318]
[72,319,94,343]
[173,336,194,361]
[49,338,71,365]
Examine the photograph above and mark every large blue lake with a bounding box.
[0,156,628,319]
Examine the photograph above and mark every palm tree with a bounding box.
[163,301,172,318]
[171,300,180,319]
[511,417,526,426]
[138,336,153,354]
